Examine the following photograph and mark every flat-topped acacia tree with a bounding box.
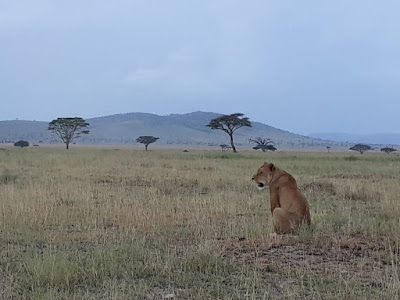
[349,144,372,154]
[14,140,29,148]
[381,147,397,154]
[136,136,159,151]
[48,117,90,149]
[207,113,252,153]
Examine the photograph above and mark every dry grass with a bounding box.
[0,147,399,299]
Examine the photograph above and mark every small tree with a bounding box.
[381,147,397,154]
[220,144,231,152]
[349,144,372,154]
[48,117,90,149]
[14,140,29,148]
[206,113,251,153]
[249,137,277,152]
[326,146,331,153]
[136,136,159,151]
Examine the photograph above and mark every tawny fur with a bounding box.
[253,163,311,234]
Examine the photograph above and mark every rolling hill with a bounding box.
[0,111,344,148]
[309,132,400,146]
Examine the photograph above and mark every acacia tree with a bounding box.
[206,113,251,153]
[48,117,90,149]
[349,143,372,154]
[381,147,397,154]
[249,137,277,152]
[220,144,231,152]
[14,140,29,148]
[326,146,331,153]
[136,136,159,151]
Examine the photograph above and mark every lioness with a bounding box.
[252,163,311,234]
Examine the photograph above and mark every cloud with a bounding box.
[1,0,400,134]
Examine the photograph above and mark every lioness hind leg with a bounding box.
[272,208,300,234]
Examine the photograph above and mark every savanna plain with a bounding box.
[0,146,399,299]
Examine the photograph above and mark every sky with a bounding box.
[1,0,400,135]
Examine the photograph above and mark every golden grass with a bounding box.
[0,147,399,299]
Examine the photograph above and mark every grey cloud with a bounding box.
[0,0,399,134]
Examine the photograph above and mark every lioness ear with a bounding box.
[269,163,275,172]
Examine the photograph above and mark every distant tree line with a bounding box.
[6,113,398,154]
[349,143,397,155]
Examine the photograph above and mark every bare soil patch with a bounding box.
[222,233,399,286]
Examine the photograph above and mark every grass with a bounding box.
[0,147,399,299]
[0,170,18,185]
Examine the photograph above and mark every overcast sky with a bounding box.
[1,0,399,135]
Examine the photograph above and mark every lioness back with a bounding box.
[252,162,311,232]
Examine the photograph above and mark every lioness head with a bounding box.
[252,162,275,190]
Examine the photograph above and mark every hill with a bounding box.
[0,111,343,148]
[0,120,51,143]
[309,132,400,146]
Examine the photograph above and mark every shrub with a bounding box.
[14,140,29,148]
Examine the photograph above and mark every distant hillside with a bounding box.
[0,111,344,148]
[309,132,400,146]
[0,120,52,143]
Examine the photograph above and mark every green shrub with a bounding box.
[14,140,30,148]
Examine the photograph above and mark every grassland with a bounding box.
[0,147,399,299]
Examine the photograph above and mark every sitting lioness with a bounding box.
[252,163,311,234]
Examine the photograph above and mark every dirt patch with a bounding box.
[222,234,399,285]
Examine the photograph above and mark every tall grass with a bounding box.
[0,147,399,299]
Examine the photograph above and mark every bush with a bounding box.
[14,140,29,148]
